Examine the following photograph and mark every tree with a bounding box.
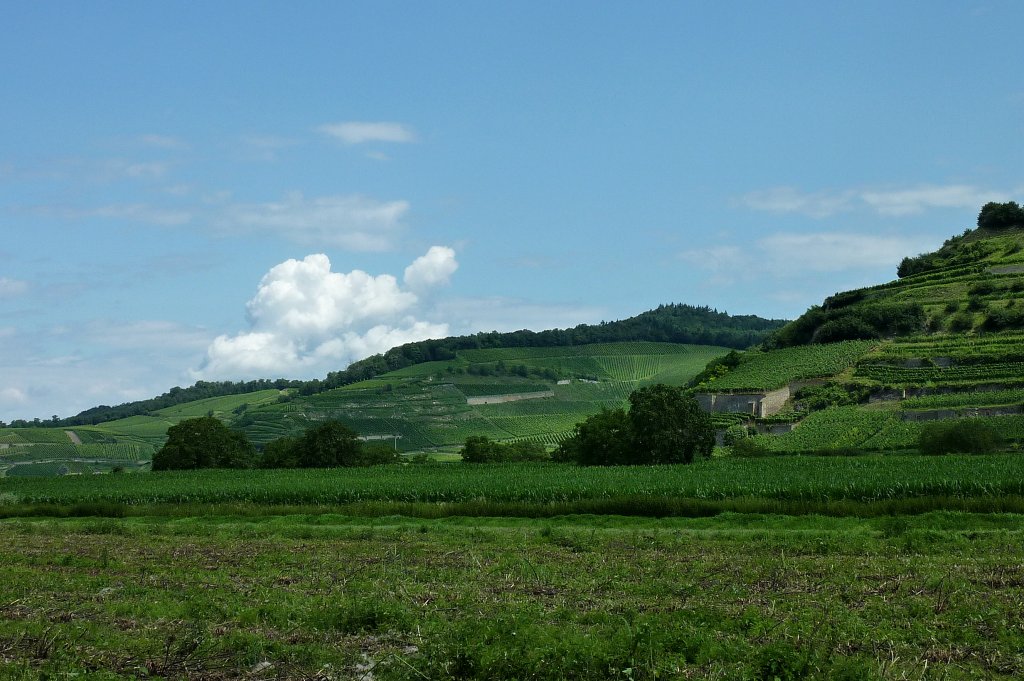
[628,384,714,464]
[293,420,361,468]
[556,385,714,465]
[259,435,300,468]
[460,436,548,463]
[556,407,634,465]
[977,201,1024,231]
[152,416,255,471]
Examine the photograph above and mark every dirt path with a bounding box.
[64,430,82,445]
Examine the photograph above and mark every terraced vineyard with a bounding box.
[0,342,717,463]
[0,428,154,476]
[236,342,727,452]
[703,340,875,391]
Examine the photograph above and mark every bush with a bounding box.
[557,385,714,465]
[731,437,772,457]
[261,421,385,468]
[722,424,749,446]
[918,419,1002,455]
[152,416,255,471]
[460,436,548,463]
[977,201,1024,231]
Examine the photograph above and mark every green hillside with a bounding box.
[238,342,728,451]
[0,342,729,473]
[699,205,1024,454]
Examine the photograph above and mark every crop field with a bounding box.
[4,456,1024,514]
[704,340,875,391]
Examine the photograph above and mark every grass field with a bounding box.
[2,510,1023,679]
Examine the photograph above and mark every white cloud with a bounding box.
[0,387,28,406]
[0,278,28,298]
[317,121,416,145]
[860,185,1006,216]
[680,232,933,281]
[218,192,408,250]
[193,248,457,380]
[740,184,1011,218]
[741,187,856,218]
[404,246,459,292]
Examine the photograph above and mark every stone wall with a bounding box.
[467,390,555,406]
[696,385,791,418]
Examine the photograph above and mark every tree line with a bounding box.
[154,384,715,470]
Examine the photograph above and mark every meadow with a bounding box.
[2,510,1023,679]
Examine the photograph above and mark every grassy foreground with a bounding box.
[2,512,1023,679]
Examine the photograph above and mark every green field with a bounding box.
[4,455,1024,516]
[2,462,1024,679]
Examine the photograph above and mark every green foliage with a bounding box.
[258,435,301,468]
[705,341,874,391]
[151,417,255,471]
[555,407,634,466]
[977,200,1024,231]
[722,423,750,446]
[730,436,772,457]
[357,442,401,466]
[918,419,1003,455]
[459,436,548,463]
[260,423,398,468]
[558,385,713,465]
[293,420,361,468]
[794,383,871,412]
[628,384,714,464]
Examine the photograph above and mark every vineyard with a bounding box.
[702,340,875,391]
[226,342,728,453]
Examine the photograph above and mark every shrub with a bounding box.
[460,436,548,463]
[731,437,772,457]
[152,416,255,471]
[918,419,1002,455]
[977,201,1024,231]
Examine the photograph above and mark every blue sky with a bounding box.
[2,1,1023,421]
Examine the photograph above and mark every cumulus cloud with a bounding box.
[740,184,1010,218]
[217,192,408,250]
[193,248,458,380]
[317,121,417,145]
[404,246,458,292]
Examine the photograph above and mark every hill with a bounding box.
[36,303,783,429]
[697,202,1024,454]
[2,301,787,473]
